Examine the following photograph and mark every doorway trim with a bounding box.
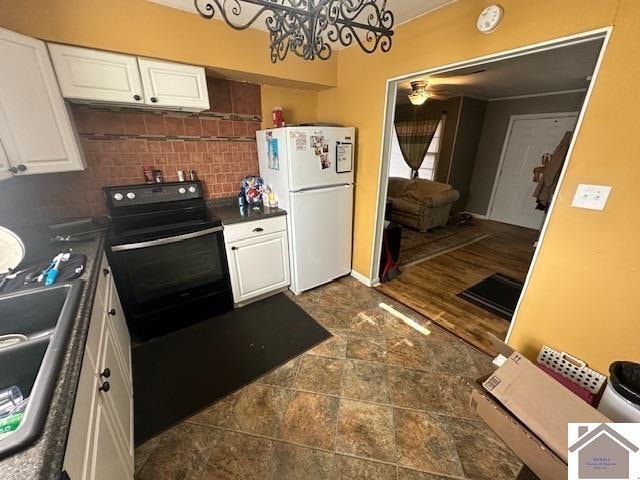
[486,111,579,225]
[368,27,612,342]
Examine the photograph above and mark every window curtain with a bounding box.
[394,113,441,179]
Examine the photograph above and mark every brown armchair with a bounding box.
[387,177,460,232]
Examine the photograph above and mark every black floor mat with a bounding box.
[132,293,331,445]
[457,273,523,321]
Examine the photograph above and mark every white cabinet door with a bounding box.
[0,28,85,175]
[0,140,10,181]
[63,353,97,480]
[107,278,132,385]
[98,321,134,460]
[48,43,145,105]
[227,231,290,303]
[138,58,209,111]
[87,395,133,480]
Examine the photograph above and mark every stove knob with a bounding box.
[113,193,124,201]
[178,187,187,194]
[188,186,197,193]
[126,192,136,200]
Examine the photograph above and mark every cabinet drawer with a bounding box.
[223,215,286,243]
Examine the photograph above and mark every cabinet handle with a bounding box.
[108,308,116,316]
[98,381,110,393]
[103,268,110,276]
[150,97,158,103]
[134,94,141,101]
[100,368,111,378]
[253,227,264,232]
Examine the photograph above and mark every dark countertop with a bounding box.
[0,224,105,480]
[207,200,287,226]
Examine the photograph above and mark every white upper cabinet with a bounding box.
[0,28,85,176]
[48,43,209,112]
[48,43,145,106]
[138,58,210,111]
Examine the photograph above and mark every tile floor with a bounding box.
[134,276,522,480]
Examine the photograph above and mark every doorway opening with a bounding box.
[372,30,610,355]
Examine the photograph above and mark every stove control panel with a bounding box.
[105,181,203,208]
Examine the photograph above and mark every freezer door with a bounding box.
[289,184,354,293]
[287,127,355,191]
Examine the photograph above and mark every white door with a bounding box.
[227,231,290,303]
[87,396,133,480]
[0,140,10,181]
[107,279,132,383]
[489,114,578,229]
[138,58,209,111]
[98,322,134,460]
[0,28,85,175]
[289,184,353,293]
[48,43,145,105]
[287,127,355,191]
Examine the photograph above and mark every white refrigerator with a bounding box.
[257,126,355,294]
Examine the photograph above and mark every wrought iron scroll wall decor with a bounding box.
[194,0,394,63]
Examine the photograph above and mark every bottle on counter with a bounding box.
[143,165,155,184]
[238,187,246,208]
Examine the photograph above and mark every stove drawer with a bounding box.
[223,215,286,243]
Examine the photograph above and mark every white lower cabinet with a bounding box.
[224,216,290,304]
[63,256,133,479]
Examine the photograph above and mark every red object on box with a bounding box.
[537,363,601,406]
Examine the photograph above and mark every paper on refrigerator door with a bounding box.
[289,131,308,151]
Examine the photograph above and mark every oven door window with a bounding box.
[113,232,228,311]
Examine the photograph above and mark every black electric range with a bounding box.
[103,181,233,341]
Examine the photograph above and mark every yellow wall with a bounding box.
[0,0,337,89]
[318,0,638,371]
[260,86,319,129]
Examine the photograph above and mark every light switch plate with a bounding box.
[571,184,612,211]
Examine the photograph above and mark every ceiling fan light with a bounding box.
[408,91,430,106]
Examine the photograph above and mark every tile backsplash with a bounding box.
[0,78,262,227]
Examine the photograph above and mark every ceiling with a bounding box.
[148,0,455,34]
[398,39,604,103]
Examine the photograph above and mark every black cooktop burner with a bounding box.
[103,181,222,245]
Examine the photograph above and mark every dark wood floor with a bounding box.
[377,220,539,356]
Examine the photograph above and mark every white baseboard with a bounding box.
[350,270,376,287]
[460,211,489,220]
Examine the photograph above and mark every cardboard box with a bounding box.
[483,352,610,463]
[470,387,567,480]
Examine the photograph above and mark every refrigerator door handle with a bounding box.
[292,184,353,195]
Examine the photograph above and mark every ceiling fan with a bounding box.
[407,69,487,105]
[407,81,451,105]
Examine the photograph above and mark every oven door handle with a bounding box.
[110,226,223,252]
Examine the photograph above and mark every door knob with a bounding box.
[108,308,116,316]
[8,166,17,174]
[100,368,111,378]
[231,246,238,251]
[103,268,110,276]
[17,164,27,172]
[99,382,110,393]
[150,97,158,103]
[134,94,141,101]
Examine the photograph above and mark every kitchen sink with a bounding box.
[0,281,83,459]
